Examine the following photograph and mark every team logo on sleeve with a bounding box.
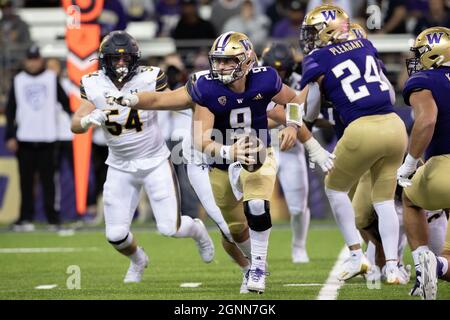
[218,96,227,106]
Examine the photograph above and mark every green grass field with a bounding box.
[1,221,449,300]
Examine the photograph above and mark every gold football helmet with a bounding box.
[406,27,450,75]
[209,31,256,84]
[347,23,367,40]
[299,4,350,54]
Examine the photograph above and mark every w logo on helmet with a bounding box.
[321,10,336,20]
[426,32,444,45]
[239,39,252,51]
[352,28,365,39]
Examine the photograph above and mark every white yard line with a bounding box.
[35,284,58,290]
[180,282,202,288]
[0,247,99,253]
[316,246,348,300]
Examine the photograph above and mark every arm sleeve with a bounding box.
[155,69,168,91]
[57,79,71,114]
[380,70,396,105]
[80,79,87,100]
[402,72,434,106]
[185,74,205,105]
[5,82,17,140]
[304,82,322,122]
[300,54,325,89]
[263,67,282,98]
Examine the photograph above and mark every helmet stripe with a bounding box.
[215,31,233,51]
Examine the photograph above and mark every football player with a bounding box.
[299,5,408,282]
[398,26,450,299]
[71,31,214,284]
[111,32,335,294]
[260,42,311,264]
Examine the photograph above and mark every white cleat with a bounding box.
[193,218,215,263]
[12,222,35,232]
[292,246,310,264]
[240,270,250,294]
[123,248,149,283]
[247,267,267,294]
[337,254,370,281]
[419,251,438,300]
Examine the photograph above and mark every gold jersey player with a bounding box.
[71,31,214,284]
[110,31,335,293]
[299,5,408,281]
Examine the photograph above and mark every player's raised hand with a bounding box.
[80,109,111,129]
[279,126,297,151]
[303,137,336,173]
[397,154,419,188]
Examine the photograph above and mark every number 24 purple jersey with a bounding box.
[300,38,394,127]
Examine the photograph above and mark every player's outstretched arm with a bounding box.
[267,104,298,151]
[272,84,306,129]
[297,120,335,173]
[397,90,437,187]
[71,99,110,134]
[111,87,194,111]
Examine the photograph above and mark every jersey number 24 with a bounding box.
[331,55,389,103]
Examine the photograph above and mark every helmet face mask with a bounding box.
[99,31,141,83]
[299,23,321,54]
[209,32,256,84]
[406,46,426,75]
[209,54,245,84]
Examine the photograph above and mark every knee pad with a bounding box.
[106,226,133,250]
[243,199,272,232]
[157,222,177,237]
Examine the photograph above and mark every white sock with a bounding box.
[325,188,361,246]
[249,228,271,270]
[236,237,252,259]
[187,164,232,238]
[129,246,145,264]
[412,246,430,272]
[291,208,310,249]
[373,200,399,261]
[174,215,199,239]
[385,260,397,270]
[428,212,447,255]
[349,248,363,263]
[366,241,376,266]
[438,257,449,276]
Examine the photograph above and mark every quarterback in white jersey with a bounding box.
[261,43,311,264]
[71,31,214,284]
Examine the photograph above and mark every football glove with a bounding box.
[80,109,110,129]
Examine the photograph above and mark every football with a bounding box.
[240,134,267,172]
